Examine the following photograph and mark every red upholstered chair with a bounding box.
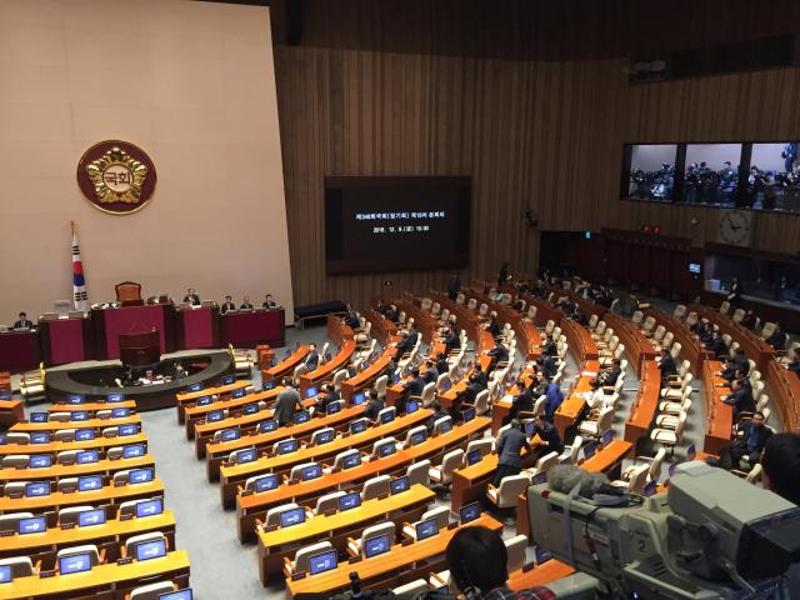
[115,281,144,307]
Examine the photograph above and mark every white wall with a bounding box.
[630,144,678,173]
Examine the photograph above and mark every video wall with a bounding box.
[620,142,800,213]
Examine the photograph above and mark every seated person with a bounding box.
[470,364,489,389]
[343,307,360,329]
[315,383,339,414]
[421,360,438,384]
[220,296,236,315]
[512,296,525,311]
[486,316,501,338]
[304,344,320,370]
[443,325,460,352]
[363,389,384,422]
[707,411,772,471]
[485,337,509,370]
[262,294,278,309]
[528,414,564,458]
[427,400,449,431]
[508,380,534,420]
[541,334,557,357]
[723,378,755,418]
[741,309,758,330]
[592,358,622,390]
[240,296,254,310]
[705,331,729,358]
[183,288,201,306]
[394,324,419,354]
[788,356,800,374]
[766,323,788,351]
[658,352,677,384]
[530,371,548,398]
[761,433,800,505]
[12,311,34,329]
[435,352,449,375]
[384,358,399,383]
[540,353,558,379]
[718,348,749,381]
[573,306,589,326]
[173,362,188,379]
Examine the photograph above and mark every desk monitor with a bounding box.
[363,533,391,558]
[75,429,95,442]
[258,420,278,433]
[406,400,419,414]
[254,474,279,493]
[409,430,427,446]
[222,374,236,385]
[689,262,702,274]
[236,448,258,464]
[243,403,259,415]
[390,475,410,495]
[0,391,9,400]
[315,429,335,445]
[415,518,440,541]
[601,430,613,446]
[77,450,99,464]
[263,381,275,391]
[232,388,246,399]
[380,410,395,424]
[196,396,213,407]
[532,471,547,485]
[277,439,298,455]
[221,428,240,442]
[107,393,124,403]
[129,468,154,484]
[687,444,697,460]
[308,549,338,576]
[279,507,306,528]
[71,411,89,421]
[466,448,482,466]
[135,538,167,561]
[67,394,85,405]
[534,546,552,565]
[352,392,366,406]
[25,482,50,497]
[438,419,453,433]
[350,419,367,435]
[0,435,6,445]
[111,408,130,418]
[118,424,138,436]
[461,407,476,423]
[78,475,102,492]
[18,516,46,535]
[188,383,203,392]
[338,491,361,511]
[78,508,106,527]
[326,401,341,415]
[30,412,47,423]
[391,374,401,384]
[59,552,92,574]
[305,386,319,399]
[301,464,322,481]
[378,441,396,457]
[159,590,193,600]
[294,411,310,424]
[441,379,452,392]
[342,453,361,470]
[0,565,11,583]
[136,498,163,518]
[583,441,597,460]
[207,410,225,423]
[459,502,480,524]
[29,454,52,469]
[31,432,51,444]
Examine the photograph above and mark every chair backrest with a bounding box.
[129,582,177,600]
[526,305,537,320]
[293,364,308,382]
[315,491,346,514]
[57,543,100,567]
[0,512,34,533]
[719,301,730,315]
[57,477,79,493]
[627,464,650,494]
[419,382,436,406]
[596,407,615,434]
[420,505,451,530]
[653,325,666,341]
[565,436,583,463]
[746,463,763,484]
[115,281,143,305]
[311,427,335,446]
[359,521,396,554]
[760,322,776,339]
[374,375,389,397]
[731,308,745,323]
[332,369,348,391]
[433,416,453,435]
[293,540,333,574]
[641,316,655,332]
[466,438,493,457]
[673,304,687,319]
[406,459,431,487]
[290,462,320,483]
[1,455,29,469]
[272,437,296,455]
[437,449,464,482]
[631,311,644,325]
[376,406,396,423]
[436,372,450,391]
[649,448,667,482]
[0,556,34,578]
[59,505,95,525]
[497,474,530,501]
[265,502,300,527]
[670,342,682,359]
[125,532,166,558]
[504,534,528,572]
[756,394,769,411]
[362,475,391,501]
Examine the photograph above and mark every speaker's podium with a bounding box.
[119,330,160,367]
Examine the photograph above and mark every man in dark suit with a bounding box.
[529,414,564,459]
[766,323,788,351]
[240,296,254,310]
[543,377,564,422]
[508,380,534,420]
[395,324,419,354]
[435,353,449,375]
[486,316,501,338]
[274,379,303,426]
[723,378,755,418]
[448,273,461,301]
[788,356,800,374]
[719,348,749,381]
[486,337,509,371]
[471,365,489,389]
[541,335,557,357]
[492,419,530,486]
[183,288,201,306]
[316,383,339,414]
[727,277,743,308]
[262,294,278,309]
[402,368,425,409]
[541,354,559,379]
[443,326,460,352]
[531,371,548,398]
[706,331,729,358]
[12,312,34,329]
[220,296,236,315]
[711,412,772,471]
[304,344,320,370]
[343,308,360,329]
[658,352,677,384]
[422,360,438,384]
[363,389,384,421]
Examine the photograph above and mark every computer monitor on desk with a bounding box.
[78,476,102,492]
[309,549,338,575]
[159,590,193,600]
[279,507,306,528]
[390,475,410,495]
[364,534,391,558]
[78,509,106,527]
[338,491,361,511]
[59,553,92,574]
[0,565,11,583]
[136,498,163,518]
[18,516,46,535]
[305,386,318,399]
[254,474,279,493]
[415,518,440,541]
[135,538,167,561]
[29,454,52,469]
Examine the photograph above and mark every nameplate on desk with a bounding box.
[522,562,536,572]
[114,480,126,487]
[322,508,337,517]
[447,521,459,530]
[119,513,134,521]
[401,538,414,546]
[291,572,307,581]
[241,490,253,497]
[0,530,14,537]
[39,570,56,578]
[6,492,23,499]
[117,557,133,566]
[60,522,76,530]
[266,523,278,532]
[349,555,362,564]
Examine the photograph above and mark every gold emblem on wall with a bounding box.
[77,140,157,215]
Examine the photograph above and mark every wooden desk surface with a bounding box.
[47,401,138,413]
[0,479,164,513]
[0,433,149,456]
[263,345,310,382]
[642,306,708,374]
[286,514,502,599]
[625,359,660,443]
[703,360,733,455]
[690,304,775,372]
[554,359,599,438]
[176,380,249,404]
[507,560,575,591]
[184,388,280,421]
[11,415,141,432]
[766,360,800,433]
[559,318,599,361]
[0,454,155,482]
[0,510,175,555]
[364,310,398,346]
[299,340,357,394]
[340,347,396,401]
[0,549,190,600]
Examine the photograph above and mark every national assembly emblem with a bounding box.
[77,140,157,214]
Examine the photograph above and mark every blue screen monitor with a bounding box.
[243,403,258,415]
[350,419,367,434]
[136,498,163,518]
[466,448,482,466]
[279,507,306,528]
[315,429,335,445]
[0,565,10,583]
[30,412,47,423]
[380,410,395,424]
[689,262,701,274]
[459,502,480,524]
[262,381,275,391]
[111,408,130,418]
[0,391,9,400]
[532,472,547,485]
[220,429,240,442]
[583,442,597,460]
[159,590,193,600]
[461,407,476,423]
[364,534,391,558]
[59,553,92,574]
[390,476,410,495]
[338,491,361,511]
[258,420,278,433]
[78,475,102,492]
[77,509,106,527]
[31,432,51,444]
[326,401,341,415]
[236,449,258,464]
[75,429,95,441]
[66,394,85,405]
[305,386,318,399]
[196,396,213,407]
[308,549,338,575]
[29,454,52,469]
[441,379,452,392]
[77,450,99,464]
[643,481,657,497]
[687,444,697,460]
[207,410,225,423]
[71,411,89,421]
[301,464,322,481]
[0,434,6,445]
[438,419,453,433]
[118,424,138,436]
[415,518,439,541]
[668,462,680,478]
[277,439,299,454]
[222,375,236,385]
[254,474,279,493]
[293,411,310,424]
[135,538,167,561]
[18,516,46,535]
[188,383,203,392]
[342,453,361,470]
[409,430,427,446]
[352,392,366,406]
[391,374,401,384]
[601,430,613,446]
[129,468,154,484]
[25,482,50,497]
[526,421,537,438]
[107,393,124,403]
[406,400,419,414]
[232,388,246,399]
[378,442,395,457]
[535,546,552,565]
[123,444,146,459]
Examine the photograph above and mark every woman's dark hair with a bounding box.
[446,526,508,594]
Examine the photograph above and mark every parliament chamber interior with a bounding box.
[1,1,800,599]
